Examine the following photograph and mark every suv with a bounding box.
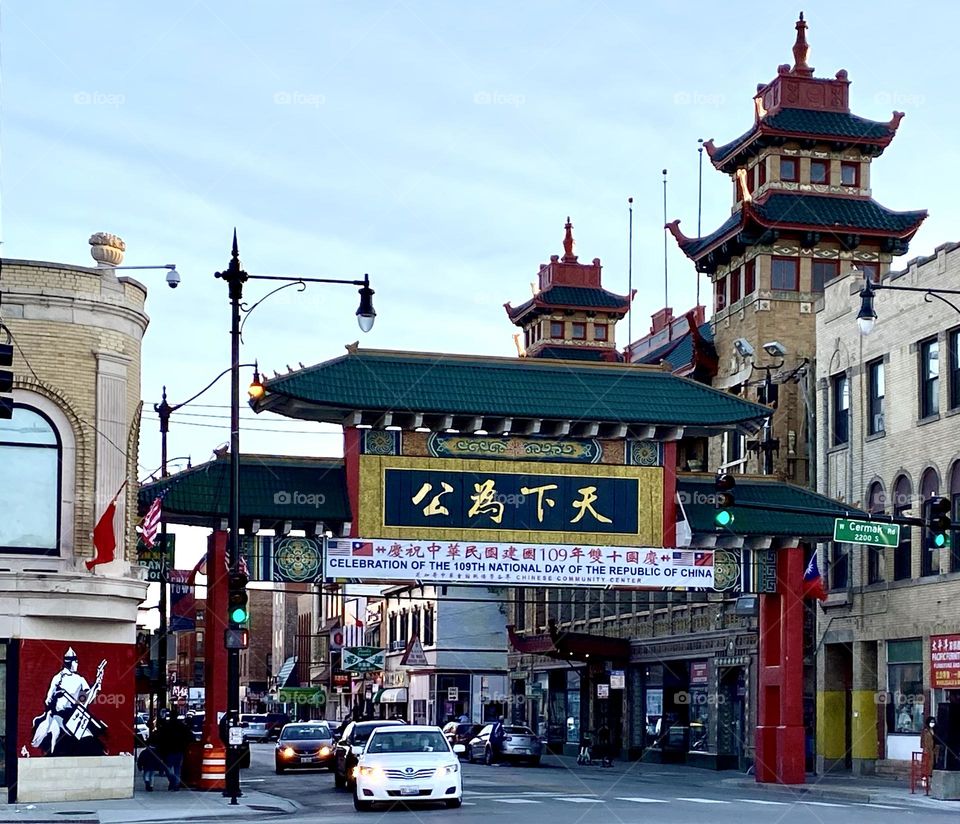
[333,719,405,789]
[240,713,269,742]
[265,712,290,741]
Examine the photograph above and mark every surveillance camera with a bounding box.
[166,268,181,289]
[763,341,787,358]
[733,338,755,358]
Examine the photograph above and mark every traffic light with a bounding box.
[924,496,952,548]
[714,473,736,527]
[0,342,13,420]
[228,571,249,625]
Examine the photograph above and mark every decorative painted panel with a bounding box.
[427,433,603,463]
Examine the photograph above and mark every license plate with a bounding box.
[302,756,317,762]
[400,787,419,796]
[514,749,529,754]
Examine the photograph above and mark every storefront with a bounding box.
[885,638,925,761]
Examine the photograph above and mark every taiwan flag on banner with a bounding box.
[802,552,828,602]
[352,542,374,557]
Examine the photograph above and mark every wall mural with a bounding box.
[19,640,135,757]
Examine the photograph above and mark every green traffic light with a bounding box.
[934,533,947,548]
[230,606,248,624]
[715,510,734,527]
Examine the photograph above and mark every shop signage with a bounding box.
[239,535,325,583]
[138,534,174,582]
[609,670,625,690]
[690,661,709,685]
[332,669,351,688]
[597,684,610,698]
[447,687,459,701]
[342,646,385,673]
[400,636,428,667]
[833,518,900,547]
[645,689,663,717]
[931,634,960,688]
[327,539,714,588]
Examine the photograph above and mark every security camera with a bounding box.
[166,267,181,289]
[733,338,755,358]
[763,341,787,358]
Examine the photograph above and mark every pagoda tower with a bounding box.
[505,218,632,361]
[668,13,926,484]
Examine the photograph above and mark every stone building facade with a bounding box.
[816,242,960,774]
[0,234,150,801]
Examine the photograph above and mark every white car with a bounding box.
[353,725,463,811]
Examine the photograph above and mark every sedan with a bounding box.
[441,722,481,757]
[468,724,542,766]
[333,719,406,789]
[353,725,463,811]
[275,722,336,774]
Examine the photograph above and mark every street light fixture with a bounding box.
[856,266,960,334]
[214,230,376,803]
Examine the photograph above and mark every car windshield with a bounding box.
[505,727,533,735]
[281,725,330,741]
[354,723,401,745]
[242,715,267,724]
[367,731,448,754]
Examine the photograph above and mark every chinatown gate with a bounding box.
[252,347,820,784]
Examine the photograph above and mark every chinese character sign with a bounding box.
[383,469,638,534]
[931,634,960,689]
[326,539,714,588]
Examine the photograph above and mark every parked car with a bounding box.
[468,723,542,766]
[240,713,269,742]
[333,719,406,789]
[441,722,481,757]
[275,722,336,773]
[353,725,463,811]
[265,712,291,741]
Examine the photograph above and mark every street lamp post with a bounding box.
[856,267,960,333]
[214,231,376,803]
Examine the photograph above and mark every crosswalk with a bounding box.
[465,792,907,811]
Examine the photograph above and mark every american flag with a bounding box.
[137,494,165,548]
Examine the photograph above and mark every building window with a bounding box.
[715,276,727,311]
[388,613,397,645]
[771,257,799,291]
[196,631,204,654]
[894,475,913,581]
[725,431,744,465]
[829,543,849,590]
[812,260,839,293]
[0,406,61,554]
[867,482,885,584]
[888,639,923,734]
[744,259,756,296]
[535,588,547,629]
[810,159,829,185]
[920,468,941,577]
[550,321,564,338]
[729,266,741,304]
[757,158,767,187]
[746,166,755,194]
[919,336,940,419]
[949,329,960,410]
[832,373,849,445]
[594,324,608,341]
[423,606,435,646]
[951,461,960,574]
[571,322,586,340]
[411,608,421,640]
[840,161,859,187]
[780,156,798,182]
[867,359,885,435]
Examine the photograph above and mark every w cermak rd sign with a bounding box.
[833,517,900,547]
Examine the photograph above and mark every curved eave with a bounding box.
[712,127,894,173]
[506,298,630,325]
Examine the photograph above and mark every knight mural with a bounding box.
[30,647,108,756]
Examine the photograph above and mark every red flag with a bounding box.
[87,500,117,571]
[802,552,828,602]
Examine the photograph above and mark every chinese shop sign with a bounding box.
[931,634,960,688]
[326,539,714,588]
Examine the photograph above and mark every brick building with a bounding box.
[816,243,960,774]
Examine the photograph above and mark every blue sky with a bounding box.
[3,0,955,487]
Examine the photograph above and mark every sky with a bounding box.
[2,1,957,573]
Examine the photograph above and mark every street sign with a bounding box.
[228,726,243,746]
[342,646,385,673]
[138,534,175,582]
[609,670,625,690]
[597,684,610,698]
[447,687,459,701]
[833,518,900,547]
[400,636,428,667]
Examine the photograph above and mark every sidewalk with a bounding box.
[540,754,960,810]
[2,785,298,824]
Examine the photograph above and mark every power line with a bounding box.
[139,413,336,435]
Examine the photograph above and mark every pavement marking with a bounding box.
[554,797,605,803]
[736,799,789,805]
[854,803,905,810]
[676,797,730,804]
[799,801,848,807]
[494,799,542,804]
[615,797,669,804]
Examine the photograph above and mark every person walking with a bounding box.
[596,723,613,767]
[159,712,194,791]
[921,716,941,780]
[137,722,167,792]
[489,716,505,764]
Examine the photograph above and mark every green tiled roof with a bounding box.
[255,349,770,431]
[711,109,896,166]
[678,475,862,538]
[636,323,714,371]
[507,285,630,321]
[138,454,350,526]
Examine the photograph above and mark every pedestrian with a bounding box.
[921,716,940,779]
[458,712,470,724]
[137,723,168,792]
[596,723,612,767]
[158,712,194,791]
[489,716,505,763]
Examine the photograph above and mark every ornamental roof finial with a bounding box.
[562,216,577,262]
[792,12,814,76]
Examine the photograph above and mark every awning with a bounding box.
[507,620,629,662]
[276,656,298,689]
[377,687,408,704]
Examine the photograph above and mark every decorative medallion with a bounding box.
[712,549,740,592]
[363,429,401,456]
[627,440,662,467]
[273,536,322,583]
[427,433,602,463]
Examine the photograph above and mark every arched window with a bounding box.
[867,481,886,584]
[0,405,61,554]
[950,462,960,573]
[893,475,913,581]
[920,468,941,577]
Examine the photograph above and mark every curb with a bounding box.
[720,776,960,808]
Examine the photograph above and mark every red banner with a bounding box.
[18,639,136,757]
[931,634,960,689]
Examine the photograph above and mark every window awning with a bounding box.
[507,621,629,662]
[276,656,298,689]
[377,687,408,704]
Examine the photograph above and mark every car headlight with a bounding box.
[319,746,331,756]
[435,763,459,776]
[280,746,295,758]
[358,766,384,781]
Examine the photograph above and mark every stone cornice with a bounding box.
[4,289,149,337]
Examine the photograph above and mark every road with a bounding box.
[235,743,960,824]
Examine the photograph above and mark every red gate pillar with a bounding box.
[755,545,805,784]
